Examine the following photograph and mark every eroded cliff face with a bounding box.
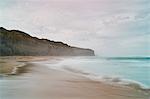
[0,27,95,56]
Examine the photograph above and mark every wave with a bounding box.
[61,65,150,91]
[36,57,150,92]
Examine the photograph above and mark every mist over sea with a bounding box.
[43,56,150,89]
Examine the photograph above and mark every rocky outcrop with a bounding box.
[0,27,95,56]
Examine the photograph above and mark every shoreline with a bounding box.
[62,66,150,91]
[1,63,149,99]
[4,61,150,91]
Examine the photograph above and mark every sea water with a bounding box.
[47,56,150,89]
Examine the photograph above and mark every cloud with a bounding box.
[0,0,149,56]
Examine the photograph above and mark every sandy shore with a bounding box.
[0,62,149,99]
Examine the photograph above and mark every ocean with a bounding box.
[43,56,150,89]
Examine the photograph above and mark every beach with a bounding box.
[0,57,149,99]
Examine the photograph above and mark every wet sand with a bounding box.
[0,57,150,99]
[0,56,53,74]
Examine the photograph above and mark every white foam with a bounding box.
[59,65,150,90]
[35,58,150,90]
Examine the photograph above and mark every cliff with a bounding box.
[0,27,95,56]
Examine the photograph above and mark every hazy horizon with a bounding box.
[0,0,149,56]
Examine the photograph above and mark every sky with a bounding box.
[0,0,150,56]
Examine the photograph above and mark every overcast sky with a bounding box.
[0,0,150,56]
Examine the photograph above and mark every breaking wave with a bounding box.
[59,65,150,93]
